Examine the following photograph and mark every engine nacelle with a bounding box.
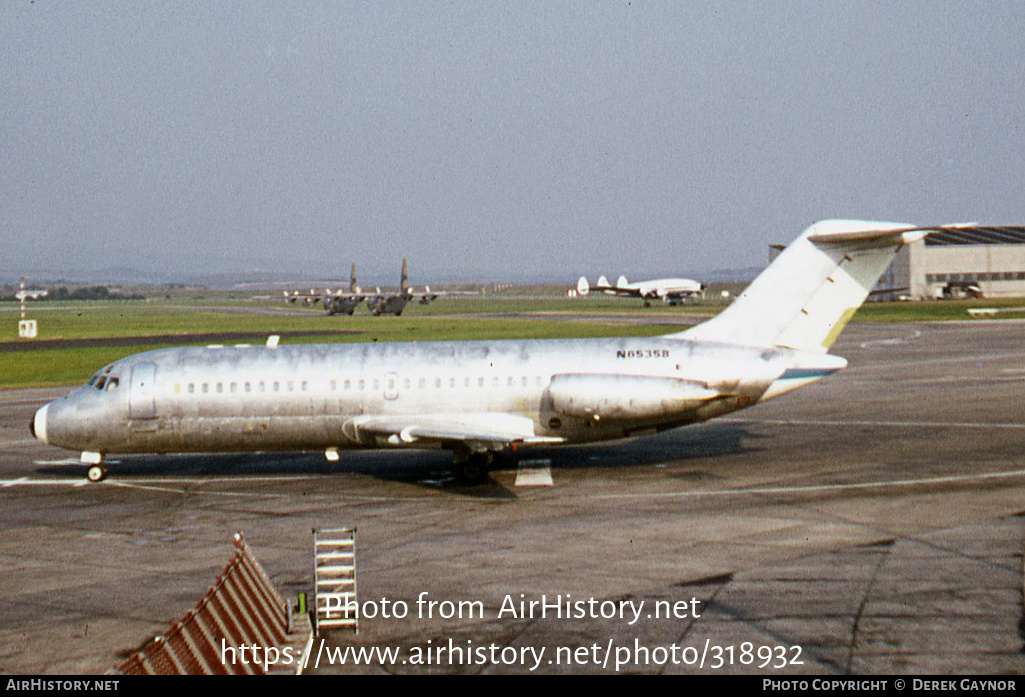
[549,373,724,421]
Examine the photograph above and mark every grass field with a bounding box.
[2,292,1023,389]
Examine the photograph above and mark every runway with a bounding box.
[1,321,1024,674]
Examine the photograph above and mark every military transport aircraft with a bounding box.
[285,259,437,316]
[364,258,438,316]
[285,263,366,315]
[576,274,705,306]
[31,220,1008,484]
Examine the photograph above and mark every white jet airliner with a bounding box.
[30,220,990,483]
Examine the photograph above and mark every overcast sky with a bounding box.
[3,1,1024,284]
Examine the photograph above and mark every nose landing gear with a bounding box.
[81,452,107,482]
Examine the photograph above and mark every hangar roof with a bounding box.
[926,226,1025,245]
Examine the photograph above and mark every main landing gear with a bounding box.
[452,450,498,484]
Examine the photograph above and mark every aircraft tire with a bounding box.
[86,465,107,483]
[454,453,492,484]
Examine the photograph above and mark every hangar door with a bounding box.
[129,362,157,419]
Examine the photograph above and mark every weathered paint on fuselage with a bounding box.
[38,336,792,456]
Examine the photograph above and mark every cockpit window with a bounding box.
[89,365,116,390]
[106,377,119,392]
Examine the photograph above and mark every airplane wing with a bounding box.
[285,262,366,311]
[590,281,644,297]
[409,286,439,305]
[347,413,565,449]
[284,289,365,303]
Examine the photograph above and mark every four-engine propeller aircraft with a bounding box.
[284,263,367,315]
[31,220,1005,484]
[577,274,705,306]
[284,259,438,316]
[365,258,438,316]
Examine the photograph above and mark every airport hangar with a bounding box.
[887,226,1025,299]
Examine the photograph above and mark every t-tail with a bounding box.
[678,219,946,352]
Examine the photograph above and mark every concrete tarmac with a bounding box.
[1,322,1024,674]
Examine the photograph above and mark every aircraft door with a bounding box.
[129,362,157,419]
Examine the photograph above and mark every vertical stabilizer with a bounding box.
[678,220,922,352]
[350,263,358,293]
[401,258,409,293]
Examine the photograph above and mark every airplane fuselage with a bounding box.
[325,296,363,315]
[37,218,959,483]
[616,278,704,299]
[366,293,410,316]
[33,336,826,457]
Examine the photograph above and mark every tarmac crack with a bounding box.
[844,541,892,674]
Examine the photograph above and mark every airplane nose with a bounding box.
[31,404,49,444]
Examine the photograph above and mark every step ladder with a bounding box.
[313,527,358,634]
